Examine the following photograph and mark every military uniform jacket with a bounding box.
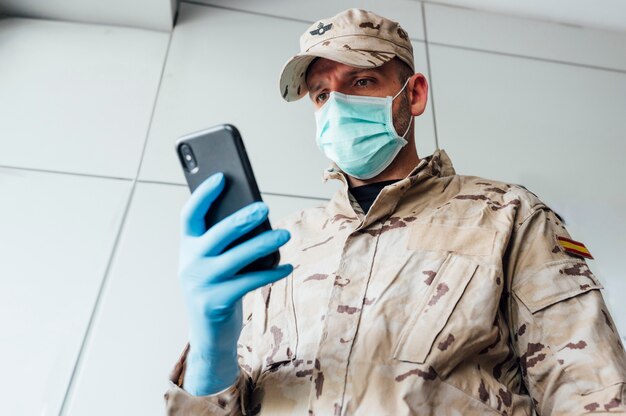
[164,149,626,415]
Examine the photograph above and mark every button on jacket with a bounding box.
[164,149,626,415]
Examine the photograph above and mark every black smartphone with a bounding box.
[175,124,280,273]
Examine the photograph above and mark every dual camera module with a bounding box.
[178,143,198,173]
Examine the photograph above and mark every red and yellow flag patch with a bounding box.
[557,236,594,259]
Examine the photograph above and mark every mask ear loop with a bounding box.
[401,113,414,139]
[392,77,414,138]
[392,77,411,100]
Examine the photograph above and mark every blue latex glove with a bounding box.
[178,172,293,396]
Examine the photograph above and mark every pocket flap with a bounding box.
[407,222,497,256]
[393,254,479,364]
[252,274,297,368]
[512,260,603,314]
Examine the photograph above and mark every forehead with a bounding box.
[305,58,392,85]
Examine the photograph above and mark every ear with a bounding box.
[407,73,429,117]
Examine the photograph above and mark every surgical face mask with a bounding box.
[314,78,413,180]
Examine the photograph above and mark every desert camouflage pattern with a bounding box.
[279,9,414,102]
[165,149,626,415]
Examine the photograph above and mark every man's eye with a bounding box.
[316,92,328,103]
[355,79,371,87]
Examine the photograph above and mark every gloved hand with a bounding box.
[178,172,293,396]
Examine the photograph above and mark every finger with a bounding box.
[221,264,293,305]
[217,229,291,278]
[198,201,269,256]
[181,172,225,237]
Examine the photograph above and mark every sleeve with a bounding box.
[164,287,259,416]
[163,212,300,415]
[504,199,626,415]
[163,341,251,416]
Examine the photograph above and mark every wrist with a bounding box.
[187,342,238,364]
[183,365,240,396]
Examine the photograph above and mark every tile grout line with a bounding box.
[180,0,427,42]
[187,0,626,38]
[2,12,174,34]
[57,25,176,416]
[182,0,311,25]
[182,0,626,75]
[57,155,137,416]
[0,164,331,201]
[0,164,133,182]
[427,40,626,75]
[417,0,626,34]
[137,178,331,201]
[421,2,440,150]
[260,191,329,202]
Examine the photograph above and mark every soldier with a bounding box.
[165,8,626,415]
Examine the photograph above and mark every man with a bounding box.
[164,9,626,415]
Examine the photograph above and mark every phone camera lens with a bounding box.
[180,144,198,172]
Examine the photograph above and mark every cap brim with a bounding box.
[279,45,396,102]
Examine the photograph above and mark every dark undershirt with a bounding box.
[349,178,402,214]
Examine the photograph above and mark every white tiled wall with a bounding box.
[0,18,170,178]
[1,1,624,415]
[0,168,132,416]
[0,0,177,31]
[423,3,626,71]
[194,0,426,40]
[138,3,437,199]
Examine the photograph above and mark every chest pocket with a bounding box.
[241,272,298,374]
[393,223,502,378]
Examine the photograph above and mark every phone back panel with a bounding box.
[176,124,279,272]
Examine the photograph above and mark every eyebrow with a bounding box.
[308,68,379,96]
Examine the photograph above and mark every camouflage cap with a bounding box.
[279,8,414,102]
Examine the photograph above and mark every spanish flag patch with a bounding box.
[557,236,594,259]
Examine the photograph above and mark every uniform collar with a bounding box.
[323,148,457,226]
